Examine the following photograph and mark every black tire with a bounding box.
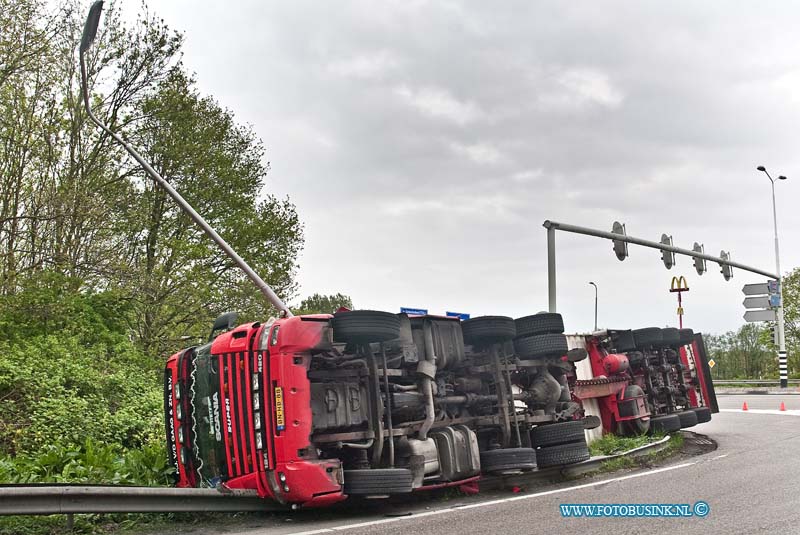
[462,316,516,345]
[617,385,646,418]
[536,441,591,468]
[648,413,681,434]
[678,328,695,346]
[676,410,698,429]
[611,330,637,352]
[333,311,401,344]
[531,420,585,448]
[567,348,588,362]
[657,328,680,348]
[689,407,712,424]
[514,313,564,338]
[619,416,650,436]
[617,385,650,435]
[514,333,568,360]
[480,447,537,473]
[343,468,413,495]
[632,327,662,349]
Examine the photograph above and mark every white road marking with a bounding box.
[282,462,699,535]
[720,409,800,416]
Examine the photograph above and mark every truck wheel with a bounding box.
[480,447,537,473]
[632,328,662,350]
[462,316,516,345]
[657,328,680,348]
[536,441,591,468]
[678,328,695,346]
[676,410,698,429]
[619,416,650,436]
[648,413,681,434]
[332,310,401,344]
[514,313,564,338]
[531,420,585,448]
[343,468,413,495]
[514,333,568,360]
[611,330,637,352]
[689,407,712,423]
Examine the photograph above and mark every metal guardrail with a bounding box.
[0,435,676,516]
[0,485,282,515]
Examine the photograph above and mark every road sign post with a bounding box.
[742,279,786,387]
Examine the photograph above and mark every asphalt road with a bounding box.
[200,395,800,535]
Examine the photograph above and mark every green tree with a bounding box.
[122,70,303,356]
[707,323,775,380]
[294,293,354,315]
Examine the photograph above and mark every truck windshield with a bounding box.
[190,343,228,486]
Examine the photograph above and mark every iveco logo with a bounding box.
[210,393,222,441]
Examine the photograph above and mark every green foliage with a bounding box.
[0,439,172,486]
[294,293,354,315]
[588,432,659,457]
[706,323,776,380]
[0,274,163,456]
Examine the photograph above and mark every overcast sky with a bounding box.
[117,1,799,335]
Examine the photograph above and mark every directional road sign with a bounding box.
[742,283,769,296]
[743,296,771,309]
[446,311,470,320]
[744,309,777,322]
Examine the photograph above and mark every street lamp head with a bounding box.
[778,175,788,180]
[757,166,766,172]
[80,1,104,54]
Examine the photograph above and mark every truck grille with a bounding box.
[219,351,258,476]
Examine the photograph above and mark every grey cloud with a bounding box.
[122,0,800,333]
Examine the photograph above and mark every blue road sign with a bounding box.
[446,311,470,320]
[768,280,780,295]
[400,307,428,316]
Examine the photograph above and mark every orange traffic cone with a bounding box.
[780,402,786,411]
[742,401,749,411]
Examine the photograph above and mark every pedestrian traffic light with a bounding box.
[611,221,628,261]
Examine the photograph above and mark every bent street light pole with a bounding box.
[79,2,292,317]
[757,166,788,388]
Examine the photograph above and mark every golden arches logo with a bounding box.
[670,276,689,292]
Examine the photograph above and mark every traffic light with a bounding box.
[660,234,675,269]
[719,251,733,281]
[693,242,706,275]
[611,221,628,261]
[769,325,778,346]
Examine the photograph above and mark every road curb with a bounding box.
[480,434,674,491]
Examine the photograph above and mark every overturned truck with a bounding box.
[572,326,718,438]
[165,311,598,506]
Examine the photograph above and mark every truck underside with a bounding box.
[164,311,716,508]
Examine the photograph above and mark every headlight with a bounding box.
[254,413,261,430]
[253,395,260,411]
[176,403,182,420]
[178,427,184,443]
[252,374,260,391]
[174,384,181,400]
[255,433,264,450]
[180,447,188,465]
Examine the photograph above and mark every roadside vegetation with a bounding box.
[595,433,684,473]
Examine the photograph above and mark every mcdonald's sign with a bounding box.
[670,276,689,293]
